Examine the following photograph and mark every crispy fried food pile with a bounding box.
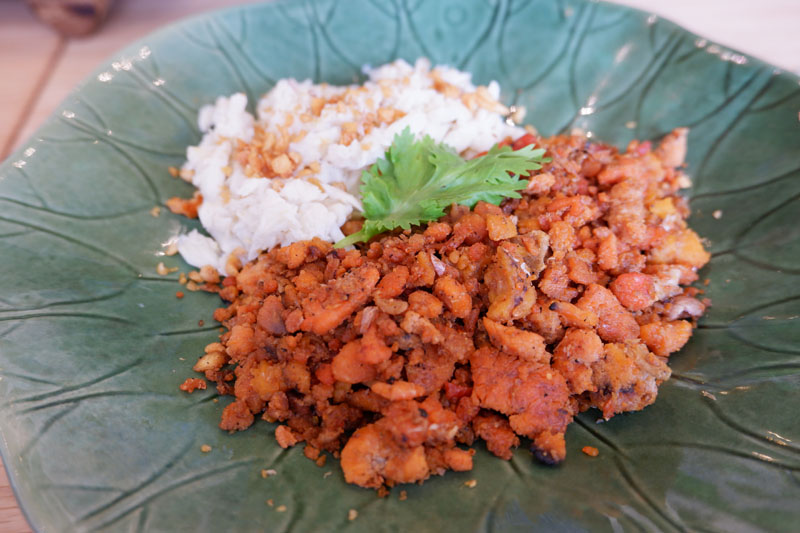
[190,129,709,489]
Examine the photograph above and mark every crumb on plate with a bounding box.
[179,378,206,393]
[582,446,599,457]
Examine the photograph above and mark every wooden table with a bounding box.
[0,0,798,530]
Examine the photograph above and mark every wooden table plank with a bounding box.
[0,0,63,159]
[0,465,30,533]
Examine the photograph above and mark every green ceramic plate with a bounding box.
[1,1,799,531]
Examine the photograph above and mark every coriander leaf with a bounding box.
[336,128,548,247]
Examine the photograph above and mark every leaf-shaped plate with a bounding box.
[1,1,799,531]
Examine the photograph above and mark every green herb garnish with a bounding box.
[336,128,548,247]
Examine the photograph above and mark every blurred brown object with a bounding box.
[26,0,114,37]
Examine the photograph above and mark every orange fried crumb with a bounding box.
[166,191,202,219]
[582,446,599,457]
[179,377,206,393]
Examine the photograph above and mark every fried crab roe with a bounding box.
[190,128,709,489]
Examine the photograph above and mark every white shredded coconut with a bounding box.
[176,58,524,273]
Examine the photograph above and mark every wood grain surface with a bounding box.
[0,0,798,530]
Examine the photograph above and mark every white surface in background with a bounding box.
[611,0,800,73]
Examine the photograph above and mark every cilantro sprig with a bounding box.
[335,128,548,247]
